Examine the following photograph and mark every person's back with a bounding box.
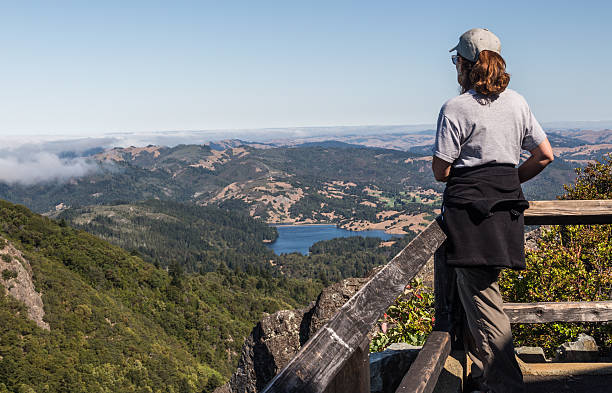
[435,88,546,168]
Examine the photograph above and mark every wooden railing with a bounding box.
[262,200,612,393]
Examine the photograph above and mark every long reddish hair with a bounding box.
[459,50,510,96]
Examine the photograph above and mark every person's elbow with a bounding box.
[543,152,554,165]
[531,139,555,166]
[544,147,555,163]
[433,171,449,182]
[535,151,554,167]
[432,156,451,182]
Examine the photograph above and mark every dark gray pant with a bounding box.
[455,267,525,393]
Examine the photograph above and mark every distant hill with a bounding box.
[295,140,364,149]
[0,199,321,392]
[0,144,443,234]
[2,131,608,228]
[208,139,276,151]
[545,132,588,148]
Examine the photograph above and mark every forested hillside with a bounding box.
[0,200,321,392]
[54,200,414,283]
[55,200,278,273]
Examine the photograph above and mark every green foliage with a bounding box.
[500,154,612,354]
[277,233,415,284]
[1,254,11,263]
[560,154,612,200]
[369,279,434,352]
[309,236,383,255]
[1,269,17,280]
[0,199,322,391]
[58,200,278,273]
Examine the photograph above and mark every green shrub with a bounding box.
[1,254,12,263]
[2,269,18,280]
[370,278,434,352]
[500,154,612,355]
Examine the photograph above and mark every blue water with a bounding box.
[268,224,399,255]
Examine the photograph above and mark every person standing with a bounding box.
[432,28,554,393]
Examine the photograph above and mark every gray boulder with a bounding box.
[524,227,544,251]
[307,276,370,338]
[555,334,599,362]
[515,346,547,363]
[370,343,421,393]
[219,307,311,393]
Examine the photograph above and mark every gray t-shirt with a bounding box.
[433,88,547,168]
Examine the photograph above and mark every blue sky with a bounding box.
[0,1,610,136]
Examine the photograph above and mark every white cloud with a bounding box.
[0,153,98,185]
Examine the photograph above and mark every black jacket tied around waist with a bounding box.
[441,164,529,270]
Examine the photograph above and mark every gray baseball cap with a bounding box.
[449,28,501,62]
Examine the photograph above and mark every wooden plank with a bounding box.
[504,301,612,323]
[261,219,447,393]
[323,336,370,393]
[525,200,612,225]
[394,331,451,393]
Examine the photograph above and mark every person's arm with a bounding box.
[432,156,452,182]
[518,138,554,183]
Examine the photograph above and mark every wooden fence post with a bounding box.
[394,331,452,393]
[323,336,370,393]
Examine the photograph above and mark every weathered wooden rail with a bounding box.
[262,200,612,393]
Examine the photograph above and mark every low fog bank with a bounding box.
[0,153,99,186]
[0,136,118,186]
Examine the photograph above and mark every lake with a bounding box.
[268,224,399,255]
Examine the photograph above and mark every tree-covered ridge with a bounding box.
[56,200,278,273]
[274,234,418,285]
[0,200,321,392]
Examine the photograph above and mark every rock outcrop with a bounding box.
[515,346,548,363]
[306,276,370,338]
[220,306,313,393]
[0,237,49,330]
[215,276,371,393]
[370,343,421,393]
[524,226,546,251]
[555,334,599,362]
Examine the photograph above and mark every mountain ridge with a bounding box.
[3,130,609,234]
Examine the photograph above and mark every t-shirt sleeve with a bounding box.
[521,109,547,151]
[433,111,461,163]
